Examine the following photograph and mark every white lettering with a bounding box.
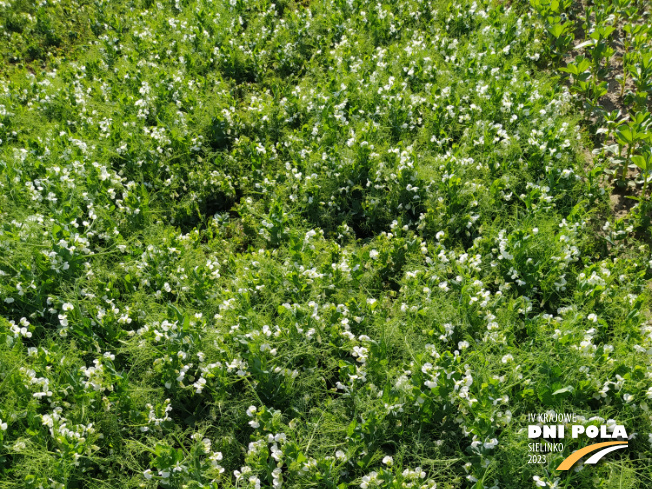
[543,425,557,438]
[529,425,542,438]
[612,425,628,438]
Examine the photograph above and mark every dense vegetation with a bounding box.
[1,0,651,488]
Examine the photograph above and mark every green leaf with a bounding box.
[616,126,635,145]
[548,23,566,38]
[575,40,595,50]
[346,419,357,437]
[552,386,574,395]
[631,154,650,171]
[537,387,554,405]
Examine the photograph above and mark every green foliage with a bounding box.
[0,0,651,488]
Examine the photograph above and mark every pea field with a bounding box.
[1,0,652,488]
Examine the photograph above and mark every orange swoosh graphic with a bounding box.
[556,441,628,470]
